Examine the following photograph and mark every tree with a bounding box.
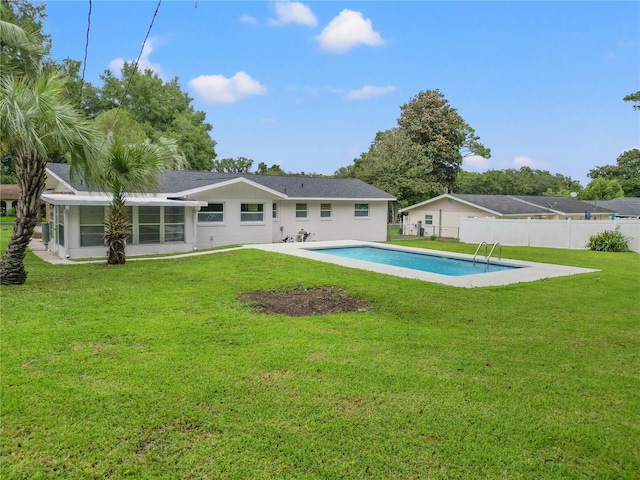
[579,177,624,201]
[455,167,582,195]
[335,90,490,210]
[351,129,441,209]
[397,89,490,190]
[0,70,102,284]
[212,157,254,173]
[97,137,185,265]
[256,162,286,175]
[93,108,148,145]
[0,0,45,185]
[588,148,640,197]
[92,63,217,170]
[623,91,640,110]
[0,0,47,78]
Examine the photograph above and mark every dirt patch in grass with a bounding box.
[239,286,369,317]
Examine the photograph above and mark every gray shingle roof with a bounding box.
[401,193,617,216]
[452,195,550,215]
[458,194,615,215]
[586,197,640,216]
[510,195,614,215]
[45,163,395,200]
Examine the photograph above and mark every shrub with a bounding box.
[586,227,629,252]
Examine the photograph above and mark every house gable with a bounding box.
[176,177,288,200]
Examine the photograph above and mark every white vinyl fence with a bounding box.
[459,218,640,253]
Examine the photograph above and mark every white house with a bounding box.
[399,194,616,238]
[41,163,395,259]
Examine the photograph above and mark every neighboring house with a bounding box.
[0,184,19,215]
[585,197,640,219]
[41,163,395,259]
[399,194,616,238]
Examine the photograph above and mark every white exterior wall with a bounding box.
[52,205,199,259]
[274,200,388,243]
[192,182,274,248]
[404,199,489,238]
[195,197,389,248]
[460,218,640,253]
[190,182,389,247]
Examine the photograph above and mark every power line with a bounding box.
[102,0,163,148]
[78,0,92,104]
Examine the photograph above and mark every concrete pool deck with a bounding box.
[250,240,599,288]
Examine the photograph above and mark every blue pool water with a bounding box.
[309,246,520,276]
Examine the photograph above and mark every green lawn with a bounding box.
[1,226,639,479]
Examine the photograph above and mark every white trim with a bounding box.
[285,196,395,201]
[44,169,79,194]
[399,194,503,217]
[41,193,207,208]
[175,177,288,199]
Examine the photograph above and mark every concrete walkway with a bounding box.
[28,236,75,265]
[27,236,246,265]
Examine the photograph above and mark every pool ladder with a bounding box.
[473,242,502,264]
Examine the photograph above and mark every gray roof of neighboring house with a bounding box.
[451,194,551,215]
[401,193,616,216]
[585,197,640,217]
[45,163,395,200]
[510,195,613,214]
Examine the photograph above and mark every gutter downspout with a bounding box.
[193,207,199,250]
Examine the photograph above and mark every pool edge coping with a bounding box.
[249,240,599,288]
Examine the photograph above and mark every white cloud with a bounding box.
[463,155,491,169]
[240,15,257,24]
[188,72,267,104]
[268,1,317,27]
[345,85,395,100]
[513,156,536,167]
[108,37,164,78]
[512,155,550,169]
[316,10,385,54]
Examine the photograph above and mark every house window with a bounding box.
[198,203,224,223]
[164,206,185,242]
[320,203,332,218]
[139,206,161,244]
[296,203,308,218]
[424,214,433,225]
[48,204,56,245]
[354,203,369,218]
[241,203,264,222]
[272,203,278,219]
[56,205,65,246]
[80,206,105,247]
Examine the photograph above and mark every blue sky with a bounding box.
[44,1,639,187]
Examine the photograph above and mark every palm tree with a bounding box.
[0,71,102,284]
[0,2,44,79]
[99,136,185,265]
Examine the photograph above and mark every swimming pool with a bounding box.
[310,246,519,276]
[251,240,598,288]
